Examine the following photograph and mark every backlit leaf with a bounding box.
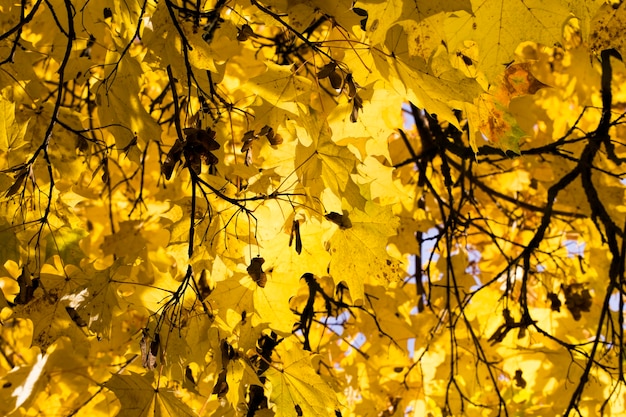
[265,339,339,417]
[328,202,400,302]
[105,373,196,417]
[0,97,29,152]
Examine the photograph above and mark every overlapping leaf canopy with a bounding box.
[1,0,626,416]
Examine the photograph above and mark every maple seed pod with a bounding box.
[457,51,474,66]
[329,70,344,89]
[350,93,363,123]
[162,139,184,180]
[140,330,159,370]
[289,219,303,254]
[181,127,221,175]
[317,62,336,79]
[197,269,213,299]
[16,266,38,305]
[241,130,257,153]
[345,74,358,98]
[185,366,195,385]
[268,132,283,145]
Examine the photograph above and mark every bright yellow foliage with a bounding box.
[1,0,626,416]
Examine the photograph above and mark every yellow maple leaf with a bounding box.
[105,372,196,417]
[328,202,401,303]
[265,338,339,417]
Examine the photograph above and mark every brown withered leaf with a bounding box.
[514,369,527,388]
[547,292,561,312]
[329,70,343,89]
[237,24,254,41]
[247,257,267,287]
[162,139,184,180]
[563,283,592,321]
[317,62,336,79]
[140,330,159,370]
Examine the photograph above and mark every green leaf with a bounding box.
[12,292,90,353]
[45,226,87,266]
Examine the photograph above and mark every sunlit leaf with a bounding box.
[105,373,196,417]
[0,97,29,152]
[328,202,400,302]
[265,339,339,417]
[2,0,626,415]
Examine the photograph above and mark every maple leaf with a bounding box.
[495,62,550,105]
[0,352,48,415]
[2,0,626,416]
[372,29,483,127]
[0,96,29,153]
[210,256,297,336]
[589,2,626,57]
[248,62,313,116]
[469,95,526,154]
[445,0,571,81]
[95,55,161,158]
[357,0,472,59]
[60,266,120,339]
[295,107,366,209]
[105,373,196,417]
[328,202,400,303]
[264,338,339,417]
[468,62,549,152]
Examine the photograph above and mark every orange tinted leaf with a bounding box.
[497,62,549,104]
